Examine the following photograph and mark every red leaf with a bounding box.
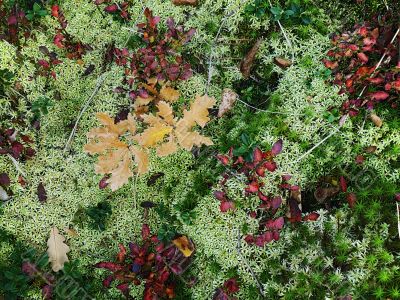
[258,191,269,202]
[367,77,384,84]
[116,283,130,297]
[266,217,284,230]
[0,173,10,187]
[8,15,17,25]
[288,198,302,223]
[245,181,259,193]
[395,193,400,202]
[104,4,118,13]
[340,176,347,193]
[303,212,320,221]
[346,193,356,208]
[116,244,126,262]
[99,176,109,189]
[357,52,368,63]
[103,275,114,288]
[323,59,338,69]
[271,139,283,156]
[42,285,53,300]
[253,147,263,162]
[264,161,277,172]
[355,155,365,164]
[223,278,240,294]
[37,182,47,203]
[95,262,123,272]
[220,201,235,212]
[214,190,227,201]
[255,165,265,177]
[271,196,282,210]
[51,5,59,18]
[142,223,150,240]
[216,154,229,165]
[370,91,389,101]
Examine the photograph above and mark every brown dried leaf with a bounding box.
[172,0,197,5]
[218,88,237,118]
[273,57,292,69]
[370,113,382,127]
[240,39,262,78]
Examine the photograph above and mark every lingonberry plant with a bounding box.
[215,140,319,247]
[212,278,240,300]
[36,46,63,80]
[0,1,31,46]
[51,5,91,60]
[323,14,400,115]
[95,223,194,299]
[93,0,131,21]
[113,8,195,114]
[0,128,35,160]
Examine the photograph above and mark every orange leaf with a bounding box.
[172,235,194,257]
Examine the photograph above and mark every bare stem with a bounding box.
[64,74,106,153]
[236,228,265,298]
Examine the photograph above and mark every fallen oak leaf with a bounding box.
[218,88,237,118]
[47,227,70,272]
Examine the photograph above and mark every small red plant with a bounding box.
[0,128,35,160]
[113,8,195,111]
[323,15,399,115]
[36,46,63,80]
[51,5,91,60]
[215,140,319,247]
[95,224,194,299]
[0,3,31,45]
[212,278,240,300]
[93,0,131,21]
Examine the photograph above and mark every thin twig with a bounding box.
[236,97,306,116]
[268,0,295,60]
[64,74,106,153]
[236,228,265,298]
[7,153,27,179]
[293,127,340,164]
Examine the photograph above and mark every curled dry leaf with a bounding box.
[314,186,340,203]
[370,113,382,127]
[37,182,47,203]
[47,227,70,272]
[217,88,237,118]
[273,57,292,69]
[172,0,198,5]
[240,39,262,78]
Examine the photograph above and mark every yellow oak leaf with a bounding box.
[156,101,175,125]
[172,235,194,257]
[137,125,173,147]
[180,94,216,128]
[47,227,70,272]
